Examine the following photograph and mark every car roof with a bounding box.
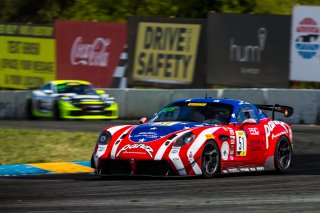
[171,98,260,113]
[165,98,264,124]
[50,80,91,85]
[172,98,251,106]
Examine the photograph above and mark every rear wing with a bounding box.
[255,104,294,120]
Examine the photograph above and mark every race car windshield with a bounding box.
[56,84,97,95]
[150,102,233,124]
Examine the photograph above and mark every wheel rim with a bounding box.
[278,140,292,170]
[202,144,219,175]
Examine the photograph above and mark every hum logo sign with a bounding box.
[229,28,267,63]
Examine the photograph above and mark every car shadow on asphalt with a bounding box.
[2,154,320,181]
[289,153,320,175]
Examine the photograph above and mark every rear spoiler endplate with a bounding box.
[255,104,294,120]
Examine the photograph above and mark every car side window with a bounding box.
[237,106,260,124]
[41,83,51,91]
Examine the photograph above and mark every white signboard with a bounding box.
[290,6,320,82]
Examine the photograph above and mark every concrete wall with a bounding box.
[1,89,319,124]
[0,91,27,119]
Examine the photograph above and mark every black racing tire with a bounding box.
[201,140,221,178]
[90,154,95,168]
[53,101,61,120]
[26,99,36,120]
[274,136,292,173]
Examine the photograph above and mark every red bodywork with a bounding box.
[92,117,292,176]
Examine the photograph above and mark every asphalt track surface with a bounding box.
[0,120,320,212]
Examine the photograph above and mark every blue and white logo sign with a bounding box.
[290,6,320,82]
[294,17,319,59]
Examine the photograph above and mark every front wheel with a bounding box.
[26,99,36,120]
[201,140,220,178]
[274,136,292,173]
[53,101,61,120]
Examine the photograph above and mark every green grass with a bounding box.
[0,128,98,165]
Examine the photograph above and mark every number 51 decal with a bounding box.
[236,131,247,156]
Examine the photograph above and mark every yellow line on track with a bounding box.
[28,162,93,173]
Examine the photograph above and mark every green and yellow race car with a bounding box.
[26,80,118,120]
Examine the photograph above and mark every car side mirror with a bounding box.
[238,118,257,129]
[43,90,53,94]
[96,89,106,95]
[139,117,148,124]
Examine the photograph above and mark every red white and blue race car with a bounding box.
[91,98,293,177]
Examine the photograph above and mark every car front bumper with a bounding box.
[59,101,119,119]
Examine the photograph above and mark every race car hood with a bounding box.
[55,93,101,100]
[129,122,213,143]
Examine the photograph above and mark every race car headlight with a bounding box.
[97,131,112,145]
[173,132,195,147]
[101,94,115,104]
[61,96,72,102]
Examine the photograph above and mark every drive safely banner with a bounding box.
[55,20,127,88]
[128,17,206,88]
[0,24,55,89]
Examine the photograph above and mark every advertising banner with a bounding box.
[128,17,206,88]
[207,13,290,88]
[290,6,320,82]
[0,24,55,89]
[55,20,127,88]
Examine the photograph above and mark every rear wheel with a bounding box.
[274,136,292,173]
[201,140,220,178]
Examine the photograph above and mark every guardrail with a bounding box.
[0,89,319,124]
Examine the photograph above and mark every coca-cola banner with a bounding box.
[127,16,206,88]
[55,20,127,88]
